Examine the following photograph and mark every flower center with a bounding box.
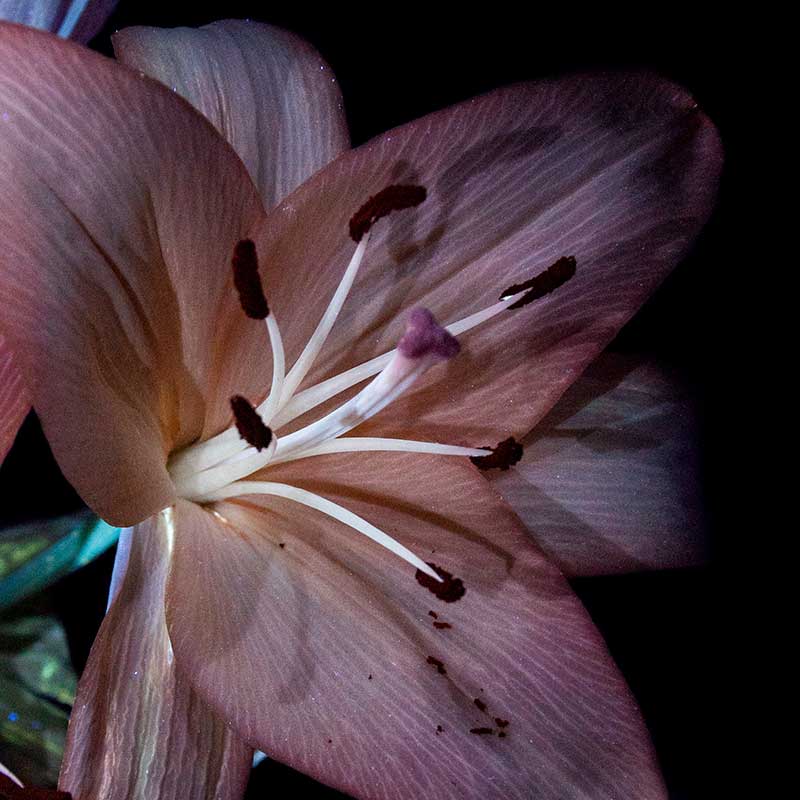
[167,185,574,581]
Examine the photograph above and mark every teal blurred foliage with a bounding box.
[0,513,119,612]
[0,514,119,786]
[0,596,74,786]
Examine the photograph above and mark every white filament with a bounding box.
[256,312,286,424]
[270,436,489,465]
[169,313,287,479]
[277,232,371,410]
[167,221,538,578]
[272,294,519,430]
[205,480,441,581]
[176,436,278,503]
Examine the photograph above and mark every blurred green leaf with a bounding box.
[0,514,119,611]
[0,596,76,787]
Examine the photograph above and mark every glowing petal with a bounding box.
[488,353,708,575]
[0,333,27,464]
[0,25,268,525]
[60,513,252,800]
[113,19,349,208]
[166,458,665,799]
[253,74,721,446]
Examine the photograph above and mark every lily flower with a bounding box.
[0,19,721,800]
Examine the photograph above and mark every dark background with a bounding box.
[1,4,738,798]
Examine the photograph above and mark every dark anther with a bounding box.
[230,395,273,451]
[500,255,576,310]
[470,437,523,471]
[349,184,427,242]
[415,563,466,603]
[232,239,269,319]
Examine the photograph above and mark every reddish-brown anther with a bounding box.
[415,563,466,602]
[232,238,269,319]
[500,255,577,310]
[230,395,272,451]
[470,437,523,471]
[349,184,427,242]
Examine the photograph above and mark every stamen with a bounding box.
[415,563,466,602]
[203,480,442,581]
[230,395,273,452]
[273,257,576,430]
[232,239,269,319]
[269,349,393,430]
[256,312,286,424]
[273,308,458,462]
[349,184,427,243]
[271,436,490,465]
[277,187,427,411]
[469,437,523,471]
[277,232,371,409]
[175,435,277,502]
[499,256,576,309]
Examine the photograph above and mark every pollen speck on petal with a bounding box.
[426,655,447,675]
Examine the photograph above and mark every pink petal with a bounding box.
[0,333,28,463]
[487,353,708,576]
[59,515,252,800]
[0,1,117,42]
[0,25,269,524]
[166,458,665,799]
[113,20,349,208]
[253,74,721,444]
